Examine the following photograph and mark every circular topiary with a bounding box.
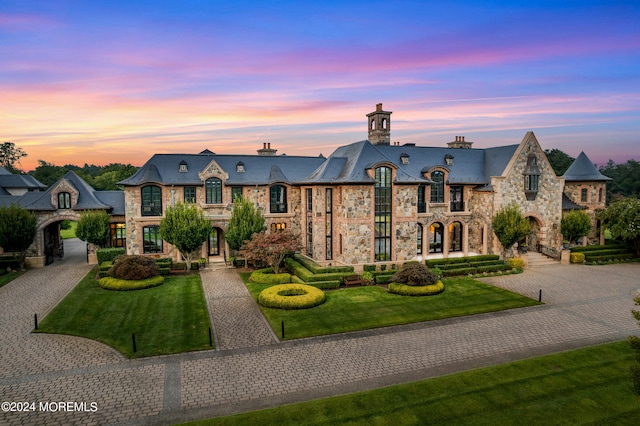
[258,284,326,309]
[108,255,160,280]
[388,280,445,296]
[391,262,439,286]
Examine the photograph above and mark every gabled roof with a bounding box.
[563,152,612,182]
[19,171,112,211]
[0,167,46,191]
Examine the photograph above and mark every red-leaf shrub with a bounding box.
[108,255,160,280]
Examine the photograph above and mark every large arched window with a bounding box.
[205,178,222,204]
[374,166,392,261]
[270,185,287,213]
[430,171,444,203]
[141,185,162,216]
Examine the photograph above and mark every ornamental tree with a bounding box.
[225,197,265,251]
[239,229,302,274]
[76,210,111,249]
[492,203,530,256]
[391,262,439,286]
[597,197,640,257]
[561,210,592,243]
[0,204,37,270]
[160,202,212,271]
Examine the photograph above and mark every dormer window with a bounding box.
[400,153,409,165]
[445,154,454,166]
[179,161,188,173]
[58,192,71,209]
[236,161,245,173]
[523,154,540,201]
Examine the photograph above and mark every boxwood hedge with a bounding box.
[250,267,292,284]
[258,284,326,309]
[99,275,164,291]
[388,281,445,296]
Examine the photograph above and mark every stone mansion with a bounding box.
[1,104,611,267]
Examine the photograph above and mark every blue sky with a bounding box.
[1,0,638,170]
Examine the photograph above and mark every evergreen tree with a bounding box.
[225,198,265,251]
[544,148,575,176]
[0,204,37,270]
[160,202,212,270]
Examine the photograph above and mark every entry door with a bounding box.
[208,228,220,256]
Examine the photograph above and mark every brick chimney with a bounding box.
[366,103,392,145]
[257,142,277,156]
[447,136,473,149]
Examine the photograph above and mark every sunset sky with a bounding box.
[1,0,638,171]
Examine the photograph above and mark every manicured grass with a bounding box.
[243,273,540,339]
[184,341,640,425]
[0,271,24,288]
[60,221,77,239]
[35,270,212,358]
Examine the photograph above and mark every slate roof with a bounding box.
[0,166,47,192]
[119,152,326,186]
[563,152,612,182]
[562,193,586,210]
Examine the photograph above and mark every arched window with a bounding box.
[430,171,444,203]
[430,222,443,253]
[374,166,392,261]
[449,221,463,252]
[417,223,423,255]
[143,225,162,253]
[205,178,222,204]
[141,186,162,216]
[270,185,287,213]
[58,192,70,209]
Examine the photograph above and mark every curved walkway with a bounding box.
[1,247,639,425]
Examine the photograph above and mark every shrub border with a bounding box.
[388,281,445,296]
[258,284,326,309]
[99,275,164,291]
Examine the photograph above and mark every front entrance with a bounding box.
[208,228,223,256]
[43,222,64,265]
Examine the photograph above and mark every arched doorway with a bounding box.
[525,216,543,252]
[430,222,444,253]
[449,221,463,252]
[208,227,224,257]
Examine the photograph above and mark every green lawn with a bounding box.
[0,271,24,288]
[60,220,77,239]
[35,271,212,358]
[185,341,640,425]
[244,274,540,340]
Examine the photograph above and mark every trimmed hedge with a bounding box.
[374,274,394,284]
[285,257,352,283]
[425,255,499,268]
[306,280,341,290]
[570,244,629,253]
[388,281,445,296]
[586,253,635,262]
[96,248,125,264]
[99,275,164,291]
[441,267,476,277]
[250,267,292,284]
[258,284,326,309]
[293,254,354,274]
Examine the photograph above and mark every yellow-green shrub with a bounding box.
[570,252,585,264]
[99,275,164,291]
[507,258,525,270]
[388,280,445,296]
[250,268,292,284]
[258,284,325,309]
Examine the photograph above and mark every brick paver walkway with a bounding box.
[1,243,639,425]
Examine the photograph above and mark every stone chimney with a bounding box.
[257,142,277,156]
[447,136,473,149]
[366,103,392,145]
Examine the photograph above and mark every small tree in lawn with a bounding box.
[561,210,592,244]
[76,210,111,249]
[598,197,640,257]
[160,202,212,271]
[225,198,265,252]
[0,204,37,270]
[239,229,302,274]
[492,203,530,258]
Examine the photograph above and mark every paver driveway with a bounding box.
[1,242,638,425]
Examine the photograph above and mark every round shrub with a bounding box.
[570,252,585,264]
[250,267,292,284]
[507,258,524,270]
[99,275,164,291]
[391,262,439,286]
[258,284,326,309]
[388,281,445,296]
[108,255,160,280]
